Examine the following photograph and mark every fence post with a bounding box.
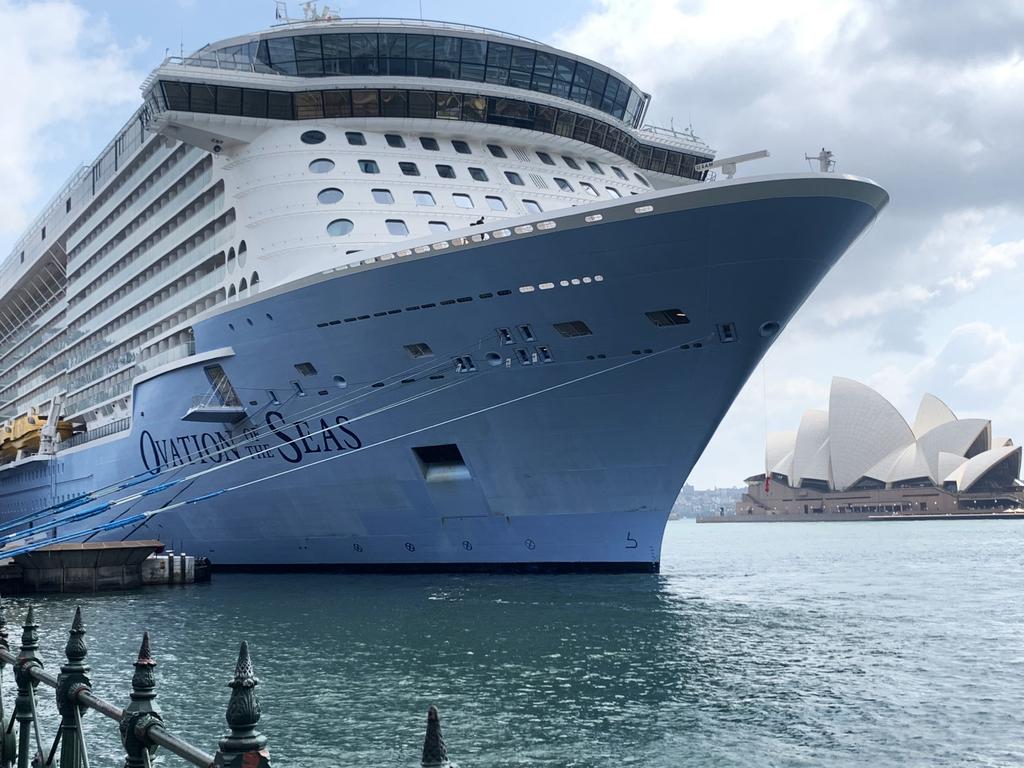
[119,633,163,768]
[213,641,271,768]
[56,607,91,768]
[13,608,41,768]
[0,597,15,768]
[420,705,451,768]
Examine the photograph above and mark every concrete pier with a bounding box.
[0,541,209,593]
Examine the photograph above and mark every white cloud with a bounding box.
[0,0,142,248]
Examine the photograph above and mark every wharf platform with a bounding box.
[0,540,210,593]
[697,510,1024,523]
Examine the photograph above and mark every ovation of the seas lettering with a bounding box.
[138,411,363,473]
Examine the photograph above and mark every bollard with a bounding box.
[13,608,42,768]
[421,705,451,768]
[56,607,91,768]
[0,597,15,768]
[213,641,271,768]
[119,633,163,768]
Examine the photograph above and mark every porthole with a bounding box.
[759,321,781,337]
[300,130,326,145]
[309,158,335,173]
[318,188,344,204]
[333,375,347,388]
[485,352,503,366]
[326,218,354,236]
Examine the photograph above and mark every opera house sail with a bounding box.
[0,16,887,570]
[741,378,1022,518]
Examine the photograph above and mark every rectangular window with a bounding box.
[294,362,318,376]
[436,164,456,179]
[386,219,410,236]
[429,221,450,232]
[562,156,581,170]
[453,356,476,373]
[553,320,593,337]
[346,131,366,145]
[487,144,507,158]
[717,322,738,343]
[413,190,436,206]
[385,133,406,148]
[452,139,472,154]
[646,309,690,327]
[382,91,408,113]
[580,181,600,197]
[554,177,574,192]
[399,161,421,176]
[468,167,489,182]
[523,199,543,213]
[486,196,507,211]
[359,159,380,174]
[518,324,535,341]
[404,342,434,359]
[505,171,525,186]
[453,193,473,209]
[587,160,605,175]
[420,136,440,151]
[372,188,395,204]
[537,151,555,165]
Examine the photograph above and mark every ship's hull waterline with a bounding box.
[0,176,885,571]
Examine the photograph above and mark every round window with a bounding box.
[309,158,335,173]
[301,130,326,145]
[326,219,354,236]
[318,188,344,204]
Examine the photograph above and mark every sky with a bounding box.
[1,0,1022,489]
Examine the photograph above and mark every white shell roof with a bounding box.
[766,431,797,475]
[912,393,957,438]
[862,443,932,484]
[828,377,916,491]
[944,445,1021,491]
[915,418,990,480]
[937,451,968,482]
[791,410,830,485]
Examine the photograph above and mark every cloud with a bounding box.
[555,1,1024,487]
[0,0,142,248]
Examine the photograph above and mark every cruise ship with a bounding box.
[0,12,887,571]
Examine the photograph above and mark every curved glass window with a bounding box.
[420,136,440,150]
[436,164,456,179]
[318,187,344,203]
[399,161,420,176]
[359,159,380,173]
[468,167,488,182]
[301,129,326,144]
[327,218,354,236]
[537,151,555,165]
[611,166,627,180]
[453,193,473,209]
[487,144,507,158]
[429,221,450,233]
[523,199,543,213]
[372,188,394,204]
[309,158,335,173]
[385,133,406,147]
[504,171,525,186]
[634,172,650,187]
[605,186,622,198]
[414,190,436,206]
[239,277,248,293]
[228,284,236,298]
[486,195,507,211]
[554,177,574,192]
[587,160,605,175]
[345,131,366,145]
[580,181,600,197]
[562,156,580,170]
[386,219,410,236]
[452,140,472,154]
[251,271,260,288]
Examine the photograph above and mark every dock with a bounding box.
[0,541,209,594]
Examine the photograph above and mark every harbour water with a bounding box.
[7,519,1023,767]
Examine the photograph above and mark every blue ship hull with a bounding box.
[0,176,886,571]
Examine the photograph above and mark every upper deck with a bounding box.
[179,17,650,128]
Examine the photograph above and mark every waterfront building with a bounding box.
[739,377,1022,518]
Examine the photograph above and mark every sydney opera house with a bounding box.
[738,377,1022,518]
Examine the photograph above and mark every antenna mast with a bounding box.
[805,147,836,173]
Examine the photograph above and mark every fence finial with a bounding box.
[120,632,163,768]
[421,705,451,768]
[0,594,13,765]
[57,606,92,768]
[214,641,271,767]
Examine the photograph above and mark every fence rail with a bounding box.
[0,600,452,767]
